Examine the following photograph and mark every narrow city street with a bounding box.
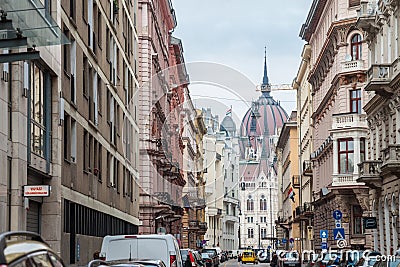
[223,260,270,267]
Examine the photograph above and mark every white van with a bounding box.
[99,234,183,267]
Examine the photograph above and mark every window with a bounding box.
[247,217,253,223]
[83,130,89,171]
[70,0,76,21]
[247,228,254,238]
[360,138,366,163]
[261,228,267,239]
[349,0,360,8]
[70,39,76,103]
[351,34,362,60]
[97,8,102,49]
[250,116,257,132]
[30,63,50,158]
[338,139,354,174]
[64,115,71,160]
[260,197,267,211]
[353,205,363,234]
[83,56,89,96]
[247,198,254,211]
[350,89,361,114]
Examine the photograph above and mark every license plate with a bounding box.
[289,264,295,266]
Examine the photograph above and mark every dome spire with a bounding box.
[261,47,271,95]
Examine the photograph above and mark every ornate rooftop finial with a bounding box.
[261,47,271,95]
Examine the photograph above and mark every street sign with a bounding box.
[23,185,51,197]
[321,242,328,249]
[333,210,343,220]
[282,238,287,244]
[321,238,327,242]
[307,226,314,241]
[333,228,345,240]
[363,217,377,229]
[320,230,328,239]
[335,219,342,228]
[289,238,294,243]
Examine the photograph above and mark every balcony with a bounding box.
[331,113,367,131]
[358,160,382,189]
[198,222,208,234]
[189,220,199,229]
[332,174,360,186]
[365,63,393,97]
[356,1,380,33]
[341,60,365,73]
[381,144,400,176]
[303,202,314,216]
[224,214,239,223]
[205,186,213,195]
[302,160,312,176]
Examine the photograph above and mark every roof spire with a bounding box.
[261,46,271,95]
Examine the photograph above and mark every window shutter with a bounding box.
[349,0,360,7]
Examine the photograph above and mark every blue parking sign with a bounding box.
[320,230,328,239]
[321,242,328,249]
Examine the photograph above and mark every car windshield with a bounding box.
[201,253,210,259]
[367,258,377,266]
[181,250,189,261]
[285,252,299,259]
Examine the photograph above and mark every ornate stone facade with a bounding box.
[357,0,400,254]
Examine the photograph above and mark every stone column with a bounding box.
[333,138,338,175]
[354,188,371,249]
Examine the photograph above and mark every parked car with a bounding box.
[181,249,203,267]
[201,253,214,267]
[281,251,300,267]
[0,231,66,267]
[88,259,163,267]
[373,257,400,267]
[228,251,233,259]
[241,250,258,264]
[315,252,340,267]
[202,249,220,267]
[339,250,364,267]
[99,234,183,267]
[192,251,206,267]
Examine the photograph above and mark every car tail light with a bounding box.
[99,257,106,261]
[206,259,212,263]
[189,252,196,267]
[170,255,177,267]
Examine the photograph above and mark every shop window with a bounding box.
[353,205,363,234]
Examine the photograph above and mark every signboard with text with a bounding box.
[23,185,50,197]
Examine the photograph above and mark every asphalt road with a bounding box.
[221,259,270,267]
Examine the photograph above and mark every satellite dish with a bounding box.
[345,54,352,62]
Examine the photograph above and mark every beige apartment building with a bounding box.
[292,44,314,252]
[300,0,372,250]
[276,112,300,251]
[357,0,400,254]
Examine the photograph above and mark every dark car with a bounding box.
[202,249,219,267]
[181,249,204,267]
[281,251,301,267]
[0,231,66,267]
[201,253,214,267]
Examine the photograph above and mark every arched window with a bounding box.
[351,34,362,60]
[247,228,254,238]
[260,195,267,211]
[250,115,257,133]
[247,196,254,211]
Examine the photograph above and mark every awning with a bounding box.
[0,0,69,49]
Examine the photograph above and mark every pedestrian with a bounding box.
[271,252,278,267]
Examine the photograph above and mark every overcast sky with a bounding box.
[172,0,313,125]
